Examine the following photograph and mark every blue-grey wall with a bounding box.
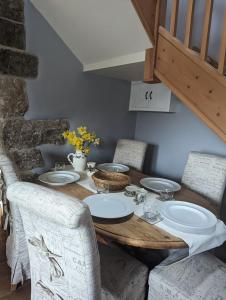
[24,1,135,169]
[135,96,226,181]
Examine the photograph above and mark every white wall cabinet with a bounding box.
[129,81,175,112]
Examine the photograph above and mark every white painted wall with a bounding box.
[30,0,152,79]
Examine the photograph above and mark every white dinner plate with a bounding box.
[159,201,217,234]
[97,163,129,173]
[84,193,135,219]
[38,171,80,186]
[140,177,181,193]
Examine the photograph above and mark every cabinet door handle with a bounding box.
[145,91,148,100]
[149,91,153,100]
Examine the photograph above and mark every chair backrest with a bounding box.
[0,153,18,186]
[182,152,226,206]
[7,182,101,300]
[113,139,147,171]
[0,153,30,285]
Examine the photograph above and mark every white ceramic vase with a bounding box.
[67,151,87,172]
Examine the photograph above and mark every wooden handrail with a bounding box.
[184,0,195,48]
[200,0,213,60]
[218,8,226,74]
[170,0,179,36]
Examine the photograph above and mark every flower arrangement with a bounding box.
[63,126,100,156]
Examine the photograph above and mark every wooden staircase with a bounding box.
[132,0,226,143]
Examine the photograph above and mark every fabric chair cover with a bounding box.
[113,139,147,171]
[182,152,226,205]
[148,252,226,300]
[99,243,148,300]
[0,153,30,285]
[7,182,148,300]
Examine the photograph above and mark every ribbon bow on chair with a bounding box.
[36,280,64,300]
[28,235,64,281]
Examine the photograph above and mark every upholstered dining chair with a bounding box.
[0,153,30,290]
[182,152,226,206]
[148,252,226,299]
[113,139,147,171]
[7,182,148,300]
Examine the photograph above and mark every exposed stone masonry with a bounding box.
[0,18,25,49]
[0,0,69,179]
[0,76,28,116]
[0,48,38,78]
[3,119,69,149]
[9,148,44,170]
[0,0,24,22]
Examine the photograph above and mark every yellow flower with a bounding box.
[84,147,90,155]
[94,138,100,146]
[77,126,87,135]
[82,133,92,142]
[63,125,100,155]
[62,130,69,138]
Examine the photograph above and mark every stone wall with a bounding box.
[0,0,69,179]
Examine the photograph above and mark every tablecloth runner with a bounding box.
[76,170,226,256]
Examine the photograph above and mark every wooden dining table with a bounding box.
[41,170,219,250]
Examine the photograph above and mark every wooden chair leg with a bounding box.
[10,284,17,292]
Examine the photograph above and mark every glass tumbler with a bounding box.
[55,162,65,171]
[159,189,174,201]
[143,198,159,221]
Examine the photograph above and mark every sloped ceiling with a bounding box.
[30,0,152,80]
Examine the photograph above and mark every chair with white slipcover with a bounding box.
[7,182,148,300]
[182,151,226,206]
[113,139,147,171]
[148,252,226,300]
[182,152,226,260]
[0,153,30,289]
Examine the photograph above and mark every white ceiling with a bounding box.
[30,0,152,80]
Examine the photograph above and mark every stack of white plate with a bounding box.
[159,201,217,234]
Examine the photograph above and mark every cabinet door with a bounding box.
[129,81,172,112]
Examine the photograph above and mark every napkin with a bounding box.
[76,171,97,193]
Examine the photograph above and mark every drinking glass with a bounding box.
[55,162,65,171]
[143,198,159,221]
[159,189,174,201]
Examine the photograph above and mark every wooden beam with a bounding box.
[200,0,213,60]
[144,48,154,82]
[218,8,226,75]
[144,48,160,83]
[131,0,157,45]
[170,0,179,36]
[143,0,166,82]
[184,0,195,48]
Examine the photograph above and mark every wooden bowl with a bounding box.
[92,171,130,191]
